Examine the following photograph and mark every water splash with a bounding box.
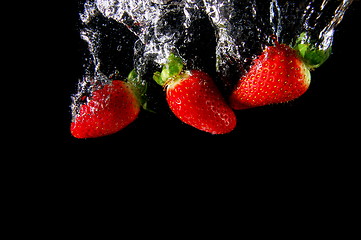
[203,0,353,87]
[71,0,353,115]
[313,0,353,50]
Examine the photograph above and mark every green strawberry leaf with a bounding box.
[294,32,332,69]
[127,69,149,110]
[153,53,184,86]
[153,71,162,86]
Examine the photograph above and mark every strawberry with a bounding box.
[153,54,236,134]
[229,33,333,110]
[229,39,311,110]
[71,70,145,138]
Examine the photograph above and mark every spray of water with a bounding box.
[71,0,353,116]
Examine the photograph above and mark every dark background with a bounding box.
[61,1,360,146]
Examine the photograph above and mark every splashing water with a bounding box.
[299,0,354,50]
[71,0,353,116]
[203,0,353,85]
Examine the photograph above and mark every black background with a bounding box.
[60,1,360,147]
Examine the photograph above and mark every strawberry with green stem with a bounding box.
[153,53,237,134]
[71,70,147,138]
[229,34,332,110]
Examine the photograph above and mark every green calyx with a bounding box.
[126,69,148,110]
[153,53,184,86]
[294,32,332,70]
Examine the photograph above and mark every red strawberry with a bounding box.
[154,54,236,134]
[229,40,311,110]
[71,71,144,138]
